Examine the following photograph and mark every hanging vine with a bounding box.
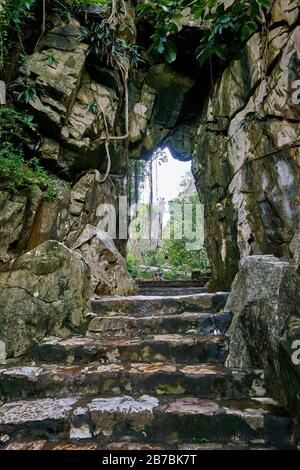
[79,1,142,183]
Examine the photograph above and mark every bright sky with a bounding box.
[142,148,191,204]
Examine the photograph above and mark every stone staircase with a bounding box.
[0,287,296,450]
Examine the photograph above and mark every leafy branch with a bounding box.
[137,0,272,65]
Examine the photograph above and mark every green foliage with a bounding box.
[80,20,142,67]
[50,1,142,67]
[127,170,210,280]
[137,0,272,66]
[136,0,181,63]
[160,170,210,274]
[0,0,111,69]
[144,248,164,267]
[196,0,272,65]
[162,193,210,272]
[0,146,55,197]
[0,107,36,143]
[11,80,39,103]
[0,108,57,197]
[83,102,99,115]
[0,0,37,69]
[126,253,140,278]
[41,52,59,67]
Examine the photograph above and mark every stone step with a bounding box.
[0,363,266,402]
[87,312,232,338]
[2,440,281,450]
[138,288,208,296]
[30,335,229,365]
[0,395,294,449]
[137,281,207,288]
[104,442,282,450]
[91,292,229,317]
[2,441,165,451]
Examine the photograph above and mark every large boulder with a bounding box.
[226,255,300,413]
[73,225,137,296]
[0,241,92,362]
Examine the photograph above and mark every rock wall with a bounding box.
[0,241,92,361]
[225,255,300,416]
[0,8,136,297]
[1,0,300,298]
[192,0,300,290]
[128,64,196,161]
[126,1,300,292]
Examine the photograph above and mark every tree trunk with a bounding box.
[149,156,153,240]
[134,160,139,205]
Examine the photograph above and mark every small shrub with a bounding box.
[80,20,142,68]
[0,0,37,69]
[0,108,57,198]
[11,80,39,103]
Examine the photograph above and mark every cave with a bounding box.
[0,0,299,452]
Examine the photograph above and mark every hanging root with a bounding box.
[108,62,129,141]
[99,139,112,183]
[97,1,130,183]
[34,0,46,53]
[108,0,118,28]
[97,59,129,183]
[97,101,112,184]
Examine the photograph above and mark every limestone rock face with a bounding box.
[193,10,300,290]
[129,65,196,161]
[0,6,139,363]
[73,226,137,296]
[63,174,136,296]
[0,187,42,264]
[59,73,120,173]
[64,171,117,247]
[225,255,300,413]
[17,17,127,177]
[279,315,300,414]
[19,20,88,135]
[0,170,135,296]
[0,11,136,297]
[290,229,300,273]
[0,241,92,361]
[271,0,299,26]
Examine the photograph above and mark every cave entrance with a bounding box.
[126,147,210,282]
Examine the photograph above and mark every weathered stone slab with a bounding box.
[87,312,231,338]
[91,292,229,316]
[31,333,229,366]
[0,396,79,425]
[0,361,266,402]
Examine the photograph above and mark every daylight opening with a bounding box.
[126,148,210,282]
